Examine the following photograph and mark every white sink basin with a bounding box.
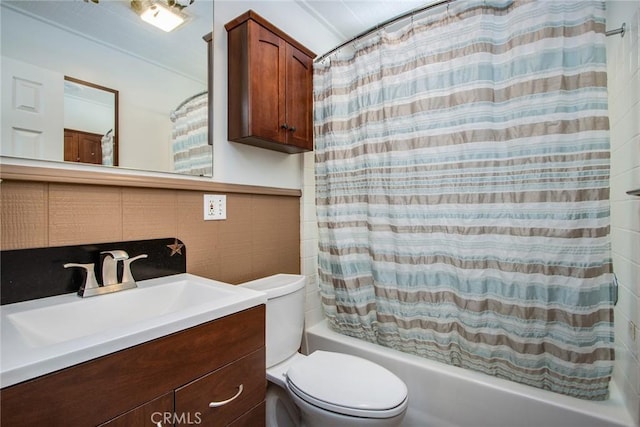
[1,273,266,387]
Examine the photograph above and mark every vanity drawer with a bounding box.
[175,348,266,426]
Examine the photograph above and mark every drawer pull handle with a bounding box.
[208,384,244,408]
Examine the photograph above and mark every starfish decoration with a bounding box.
[166,239,184,256]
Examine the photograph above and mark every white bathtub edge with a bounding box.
[305,319,637,427]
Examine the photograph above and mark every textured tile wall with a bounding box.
[1,181,300,285]
[607,2,640,424]
[301,151,323,327]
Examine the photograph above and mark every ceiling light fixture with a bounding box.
[131,1,188,32]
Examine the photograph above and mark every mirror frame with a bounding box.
[63,76,119,167]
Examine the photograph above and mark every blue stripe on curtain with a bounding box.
[171,93,212,176]
[314,0,613,400]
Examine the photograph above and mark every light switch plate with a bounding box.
[204,195,226,220]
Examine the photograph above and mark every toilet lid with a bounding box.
[286,351,407,418]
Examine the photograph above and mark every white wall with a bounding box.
[607,1,640,424]
[1,1,342,187]
[64,97,114,135]
[211,2,337,324]
[211,1,341,189]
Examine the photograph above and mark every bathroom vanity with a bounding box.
[0,255,268,427]
[1,305,266,426]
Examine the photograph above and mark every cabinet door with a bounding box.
[64,128,103,164]
[248,20,286,144]
[226,11,314,153]
[77,132,102,164]
[99,392,174,427]
[175,348,266,427]
[284,43,313,151]
[64,129,79,161]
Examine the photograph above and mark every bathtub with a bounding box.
[304,320,636,427]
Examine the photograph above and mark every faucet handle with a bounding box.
[122,254,148,284]
[64,263,100,295]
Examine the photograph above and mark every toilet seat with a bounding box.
[285,351,408,419]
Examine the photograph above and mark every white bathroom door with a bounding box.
[1,57,64,161]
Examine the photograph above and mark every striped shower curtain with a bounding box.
[314,0,614,400]
[171,92,212,176]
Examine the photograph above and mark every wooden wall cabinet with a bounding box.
[64,128,103,165]
[226,10,315,154]
[1,306,266,427]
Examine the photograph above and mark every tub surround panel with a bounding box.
[301,151,323,327]
[0,179,301,291]
[0,238,186,305]
[607,1,640,423]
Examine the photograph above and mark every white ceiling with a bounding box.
[2,0,213,82]
[299,0,429,44]
[3,0,428,71]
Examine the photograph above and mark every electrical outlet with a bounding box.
[204,195,226,220]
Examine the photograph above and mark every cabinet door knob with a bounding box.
[289,126,296,132]
[208,384,244,408]
[281,123,289,130]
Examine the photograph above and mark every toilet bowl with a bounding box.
[239,274,408,427]
[266,383,300,427]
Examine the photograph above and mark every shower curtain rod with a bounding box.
[605,22,625,38]
[314,0,454,63]
[316,1,623,62]
[172,90,208,112]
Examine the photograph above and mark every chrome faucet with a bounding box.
[64,250,148,297]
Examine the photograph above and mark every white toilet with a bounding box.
[239,274,408,427]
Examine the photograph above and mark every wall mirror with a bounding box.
[63,77,118,166]
[0,0,213,177]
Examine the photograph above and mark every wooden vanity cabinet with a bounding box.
[226,10,315,154]
[175,348,265,426]
[99,392,174,427]
[0,305,266,427]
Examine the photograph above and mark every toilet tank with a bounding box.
[239,274,306,368]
